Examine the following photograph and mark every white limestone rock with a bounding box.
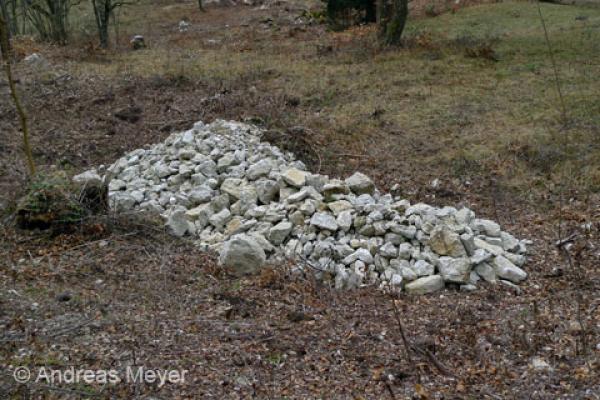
[405,275,444,295]
[219,234,266,276]
[429,225,467,257]
[282,168,308,188]
[268,221,293,245]
[438,257,471,284]
[491,255,527,283]
[345,172,375,195]
[310,212,338,232]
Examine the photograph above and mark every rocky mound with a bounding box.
[76,120,530,293]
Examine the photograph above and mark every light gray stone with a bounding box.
[398,243,413,260]
[219,234,266,276]
[390,274,403,286]
[268,221,293,245]
[428,225,467,257]
[289,210,305,226]
[189,187,213,204]
[282,168,308,187]
[246,159,272,180]
[412,260,434,277]
[110,192,136,210]
[504,252,526,267]
[474,262,497,283]
[454,207,474,225]
[322,180,349,201]
[345,172,375,195]
[337,210,353,232]
[209,208,232,229]
[405,275,444,295]
[327,200,353,216]
[220,178,242,198]
[166,210,189,237]
[471,248,492,265]
[256,179,279,204]
[342,248,374,265]
[379,243,398,258]
[471,218,501,237]
[399,266,417,281]
[310,212,338,231]
[491,255,527,283]
[438,257,471,283]
[500,231,520,252]
[473,237,505,256]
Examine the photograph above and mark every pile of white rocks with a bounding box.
[77,120,530,294]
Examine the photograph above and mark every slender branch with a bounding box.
[537,2,567,125]
[0,12,35,176]
[387,289,414,366]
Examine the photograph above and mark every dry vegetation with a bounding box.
[1,0,599,398]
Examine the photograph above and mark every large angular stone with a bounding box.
[500,231,520,252]
[428,225,467,257]
[322,180,349,201]
[473,237,504,256]
[474,262,497,283]
[268,221,293,245]
[310,212,338,231]
[220,178,244,200]
[342,248,374,265]
[412,260,434,276]
[405,275,444,295]
[491,255,527,283]
[189,187,213,204]
[345,172,375,195]
[438,257,471,283]
[282,168,308,188]
[209,208,232,229]
[471,219,501,237]
[246,159,272,180]
[219,234,266,276]
[186,203,214,228]
[327,200,353,216]
[337,210,353,232]
[256,179,279,204]
[379,242,398,258]
[166,210,190,237]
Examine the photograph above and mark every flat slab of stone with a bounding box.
[405,275,444,295]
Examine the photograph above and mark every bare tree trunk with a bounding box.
[198,0,205,12]
[378,0,408,45]
[0,13,36,176]
[92,0,110,48]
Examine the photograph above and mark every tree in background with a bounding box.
[325,0,408,44]
[0,12,36,176]
[24,0,73,44]
[91,0,129,48]
[0,0,21,37]
[326,0,376,28]
[378,0,408,45]
[1,0,74,43]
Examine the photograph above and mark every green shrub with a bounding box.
[16,173,94,229]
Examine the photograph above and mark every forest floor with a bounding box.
[1,0,599,398]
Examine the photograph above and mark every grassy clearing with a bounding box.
[55,1,600,194]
